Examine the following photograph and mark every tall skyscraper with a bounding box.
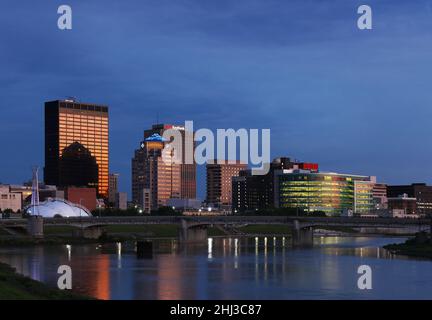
[143,124,196,199]
[44,99,109,198]
[206,160,247,207]
[132,132,181,212]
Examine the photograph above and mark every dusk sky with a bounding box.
[1,0,432,199]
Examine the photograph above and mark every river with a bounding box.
[0,236,431,300]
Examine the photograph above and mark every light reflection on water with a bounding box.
[0,236,431,300]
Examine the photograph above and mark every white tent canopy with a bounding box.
[26,198,91,218]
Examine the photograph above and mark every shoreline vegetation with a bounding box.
[384,232,432,259]
[0,262,91,299]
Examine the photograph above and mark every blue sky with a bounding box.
[1,0,432,199]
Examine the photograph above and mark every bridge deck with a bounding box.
[0,216,429,229]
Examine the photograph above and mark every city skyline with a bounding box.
[1,0,432,199]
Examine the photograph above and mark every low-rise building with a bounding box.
[0,185,22,213]
[276,170,375,216]
[387,183,432,216]
[115,192,128,210]
[167,198,202,211]
[388,193,417,216]
[65,187,97,212]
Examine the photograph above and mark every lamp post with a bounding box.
[79,198,83,229]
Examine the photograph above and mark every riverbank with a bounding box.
[384,232,432,259]
[0,262,91,299]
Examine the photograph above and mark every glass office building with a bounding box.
[44,100,109,198]
[277,171,374,215]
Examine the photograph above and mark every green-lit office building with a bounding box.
[276,171,375,216]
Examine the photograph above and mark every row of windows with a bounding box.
[59,115,108,121]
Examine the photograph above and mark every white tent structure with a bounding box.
[26,198,91,218]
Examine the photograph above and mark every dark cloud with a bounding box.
[1,0,432,197]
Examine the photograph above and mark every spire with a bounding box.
[31,167,40,216]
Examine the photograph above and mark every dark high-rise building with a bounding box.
[44,99,109,197]
[387,183,432,215]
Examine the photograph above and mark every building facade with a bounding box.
[276,171,375,216]
[108,173,119,205]
[387,183,432,215]
[0,185,22,212]
[44,99,109,198]
[131,133,181,212]
[115,192,128,210]
[232,157,319,213]
[372,183,388,209]
[388,193,417,216]
[144,124,196,199]
[206,160,247,207]
[64,187,97,212]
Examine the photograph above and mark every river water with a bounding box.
[0,236,431,300]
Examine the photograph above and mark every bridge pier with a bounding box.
[136,241,153,259]
[27,216,44,238]
[73,226,105,239]
[178,219,208,243]
[292,220,313,247]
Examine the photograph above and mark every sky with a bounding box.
[1,0,432,200]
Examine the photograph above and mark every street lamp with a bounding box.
[79,198,84,229]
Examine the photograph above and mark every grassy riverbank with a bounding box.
[384,232,432,259]
[0,262,90,299]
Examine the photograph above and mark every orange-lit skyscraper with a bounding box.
[131,132,181,212]
[44,99,109,198]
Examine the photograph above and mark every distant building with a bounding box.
[115,192,127,210]
[132,124,197,211]
[388,193,417,217]
[144,124,196,199]
[233,157,375,216]
[8,184,63,208]
[372,183,388,209]
[0,185,22,212]
[387,183,432,215]
[131,133,181,212]
[276,170,375,216]
[108,173,119,205]
[206,160,248,207]
[141,188,151,214]
[167,198,202,211]
[232,157,319,213]
[64,187,97,212]
[44,99,109,198]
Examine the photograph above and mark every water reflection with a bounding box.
[0,236,431,300]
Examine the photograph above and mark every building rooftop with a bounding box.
[145,133,167,142]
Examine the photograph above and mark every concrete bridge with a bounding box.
[0,216,430,245]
